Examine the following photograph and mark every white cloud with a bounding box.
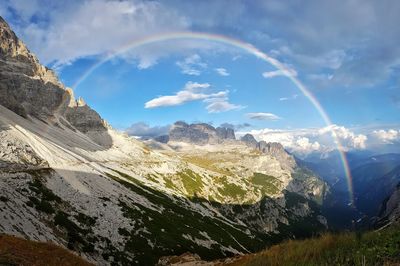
[262,67,297,79]
[205,97,244,113]
[176,54,207,75]
[295,137,321,154]
[371,129,400,144]
[184,82,211,91]
[318,125,367,150]
[5,0,400,89]
[145,81,242,113]
[145,82,211,108]
[279,94,298,101]
[239,124,369,156]
[214,67,230,76]
[246,112,281,121]
[11,0,191,66]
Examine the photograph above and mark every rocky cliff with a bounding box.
[0,17,70,119]
[0,17,110,147]
[376,181,400,227]
[168,123,296,172]
[169,121,235,144]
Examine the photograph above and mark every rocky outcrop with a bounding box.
[377,183,400,226]
[240,134,296,171]
[216,127,235,140]
[63,96,112,147]
[154,135,169,143]
[258,141,296,170]
[169,121,236,144]
[0,130,48,170]
[0,17,70,119]
[240,133,258,148]
[0,16,111,148]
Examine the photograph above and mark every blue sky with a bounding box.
[1,0,399,154]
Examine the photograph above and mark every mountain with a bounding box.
[352,161,400,218]
[169,121,235,144]
[0,16,328,265]
[377,183,400,226]
[303,150,400,229]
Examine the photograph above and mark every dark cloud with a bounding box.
[220,122,251,130]
[173,0,400,88]
[3,0,400,88]
[125,122,170,138]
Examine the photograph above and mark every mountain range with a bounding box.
[0,16,331,265]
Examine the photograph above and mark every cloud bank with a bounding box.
[3,0,400,88]
[239,125,369,156]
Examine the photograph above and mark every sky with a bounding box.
[1,0,399,156]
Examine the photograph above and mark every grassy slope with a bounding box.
[224,224,400,266]
[0,234,93,266]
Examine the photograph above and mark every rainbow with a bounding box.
[71,32,354,204]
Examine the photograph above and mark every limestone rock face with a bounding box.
[154,135,169,143]
[384,186,400,222]
[0,130,48,170]
[169,121,235,144]
[258,141,296,170]
[216,127,235,140]
[0,17,70,119]
[63,97,112,147]
[378,182,400,225]
[65,98,107,134]
[240,133,258,148]
[0,16,111,147]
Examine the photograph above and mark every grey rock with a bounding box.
[0,130,48,170]
[154,135,169,143]
[216,126,235,140]
[258,141,296,170]
[169,122,234,144]
[0,16,112,148]
[378,183,400,225]
[0,16,71,119]
[240,133,258,148]
[64,97,112,147]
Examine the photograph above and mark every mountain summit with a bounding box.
[169,121,236,144]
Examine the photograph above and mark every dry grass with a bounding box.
[0,234,93,266]
[183,155,232,175]
[222,224,400,266]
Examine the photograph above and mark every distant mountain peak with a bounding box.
[169,121,235,144]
